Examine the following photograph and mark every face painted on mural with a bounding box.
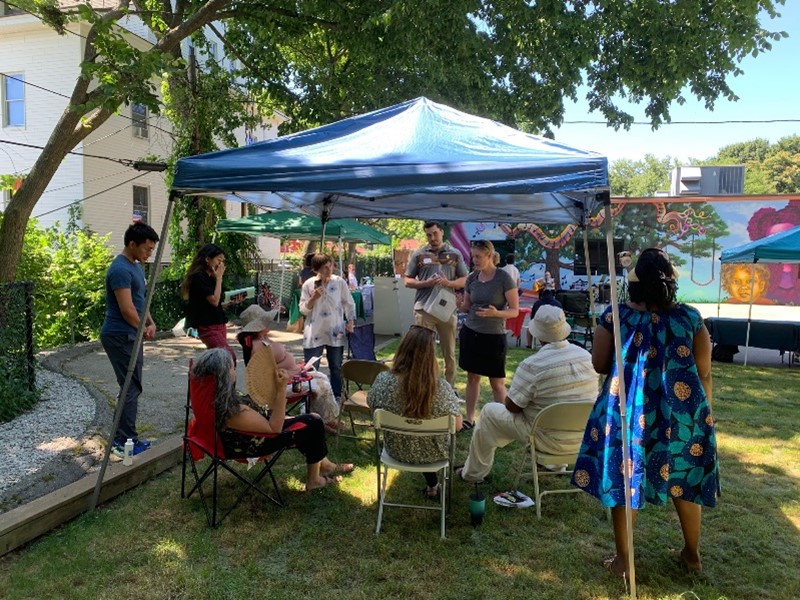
[721,263,772,304]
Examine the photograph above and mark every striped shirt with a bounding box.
[508,340,598,424]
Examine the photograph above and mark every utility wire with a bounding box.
[32,172,150,219]
[561,118,800,126]
[0,139,151,168]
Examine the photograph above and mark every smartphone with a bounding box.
[314,279,323,289]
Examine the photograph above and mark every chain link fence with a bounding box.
[0,282,38,421]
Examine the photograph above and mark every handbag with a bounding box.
[422,285,457,323]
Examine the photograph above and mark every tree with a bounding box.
[0,0,787,281]
[710,135,800,194]
[610,155,675,197]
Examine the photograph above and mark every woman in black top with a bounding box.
[182,244,237,365]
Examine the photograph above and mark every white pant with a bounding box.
[461,403,530,482]
[461,402,582,482]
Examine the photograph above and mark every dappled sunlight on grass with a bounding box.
[152,538,187,560]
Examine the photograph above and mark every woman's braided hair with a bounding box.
[628,248,678,311]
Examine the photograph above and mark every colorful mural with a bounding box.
[453,199,800,306]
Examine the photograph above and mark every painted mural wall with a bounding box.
[451,199,800,306]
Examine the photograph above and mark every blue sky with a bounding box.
[553,3,800,163]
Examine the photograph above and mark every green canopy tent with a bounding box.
[215,210,391,321]
[215,210,391,245]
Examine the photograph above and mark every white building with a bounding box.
[0,0,284,261]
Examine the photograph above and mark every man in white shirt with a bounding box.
[501,253,521,289]
[459,305,598,482]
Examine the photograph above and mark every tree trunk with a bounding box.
[0,103,109,282]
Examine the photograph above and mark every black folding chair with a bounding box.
[347,323,377,360]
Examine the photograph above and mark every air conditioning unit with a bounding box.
[133,124,148,139]
[670,165,745,196]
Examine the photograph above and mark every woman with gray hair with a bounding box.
[192,348,349,490]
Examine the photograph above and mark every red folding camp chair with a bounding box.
[180,361,306,527]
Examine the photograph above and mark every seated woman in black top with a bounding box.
[192,348,352,490]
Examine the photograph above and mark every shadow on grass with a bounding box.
[1,349,799,599]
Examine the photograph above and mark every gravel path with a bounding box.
[0,369,96,499]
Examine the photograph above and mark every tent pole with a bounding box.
[716,260,723,318]
[338,235,344,278]
[90,191,176,512]
[602,193,637,598]
[582,223,597,327]
[277,238,286,324]
[744,263,756,366]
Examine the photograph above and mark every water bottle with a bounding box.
[123,438,134,466]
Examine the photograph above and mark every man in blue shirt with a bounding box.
[100,222,159,457]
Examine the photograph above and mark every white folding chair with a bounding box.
[372,409,456,539]
[514,401,594,518]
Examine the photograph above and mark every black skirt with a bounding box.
[458,325,507,378]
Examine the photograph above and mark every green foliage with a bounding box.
[609,154,674,197]
[711,135,800,194]
[148,278,185,332]
[223,1,786,135]
[35,227,113,347]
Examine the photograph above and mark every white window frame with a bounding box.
[132,185,150,224]
[131,103,148,139]
[3,73,25,128]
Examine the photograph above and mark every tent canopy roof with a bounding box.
[172,97,608,224]
[720,224,800,264]
[215,211,391,244]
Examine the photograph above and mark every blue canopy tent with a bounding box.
[718,224,800,365]
[171,97,608,225]
[105,98,645,592]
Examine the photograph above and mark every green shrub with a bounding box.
[149,278,185,331]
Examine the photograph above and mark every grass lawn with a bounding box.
[1,342,799,599]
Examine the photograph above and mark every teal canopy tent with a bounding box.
[718,224,800,365]
[216,211,391,320]
[215,210,391,245]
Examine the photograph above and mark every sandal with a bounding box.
[306,474,342,491]
[422,484,441,501]
[461,420,474,431]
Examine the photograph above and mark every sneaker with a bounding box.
[493,490,534,508]
[111,444,125,458]
[132,439,151,455]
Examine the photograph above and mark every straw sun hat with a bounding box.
[239,304,278,333]
[528,305,571,343]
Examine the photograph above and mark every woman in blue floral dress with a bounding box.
[572,248,719,577]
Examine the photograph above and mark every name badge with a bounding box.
[423,258,433,264]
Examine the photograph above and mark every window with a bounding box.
[131,103,148,139]
[4,73,24,127]
[132,185,149,223]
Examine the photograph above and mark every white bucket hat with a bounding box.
[239,304,278,333]
[528,305,571,343]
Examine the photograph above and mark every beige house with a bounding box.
[0,1,285,261]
